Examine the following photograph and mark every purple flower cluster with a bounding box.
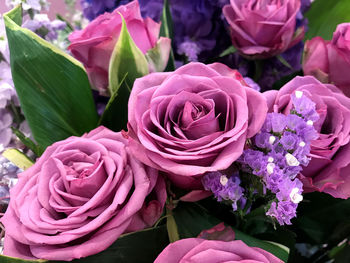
[239,91,319,225]
[202,91,319,225]
[202,171,245,211]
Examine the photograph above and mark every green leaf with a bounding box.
[173,202,289,262]
[0,255,46,263]
[159,0,175,71]
[294,192,350,244]
[108,14,149,94]
[276,55,293,70]
[11,127,44,157]
[219,46,237,57]
[54,226,169,263]
[0,227,168,263]
[98,74,130,131]
[2,148,34,170]
[4,6,98,148]
[305,0,350,40]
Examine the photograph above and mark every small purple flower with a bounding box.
[202,171,245,211]
[270,113,287,133]
[266,201,298,225]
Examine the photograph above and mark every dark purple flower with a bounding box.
[81,0,131,21]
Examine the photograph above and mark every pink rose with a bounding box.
[264,76,350,199]
[1,127,166,260]
[127,62,267,188]
[68,1,170,94]
[303,23,350,96]
[223,0,304,58]
[154,238,282,263]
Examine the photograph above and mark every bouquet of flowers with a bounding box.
[0,0,350,262]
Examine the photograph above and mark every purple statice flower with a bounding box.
[22,14,66,41]
[178,40,202,62]
[266,201,298,225]
[202,171,245,211]
[236,91,319,225]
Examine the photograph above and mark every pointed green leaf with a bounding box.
[159,0,175,71]
[99,74,130,131]
[306,0,350,40]
[108,14,149,94]
[276,55,293,70]
[4,6,98,148]
[53,226,169,263]
[219,46,237,57]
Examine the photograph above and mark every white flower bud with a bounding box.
[267,163,275,175]
[220,175,228,186]
[269,136,276,145]
[295,91,303,98]
[268,157,274,163]
[290,188,303,204]
[299,141,306,147]
[285,153,300,166]
[307,120,314,126]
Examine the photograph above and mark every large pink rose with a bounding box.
[264,76,350,199]
[154,238,282,263]
[1,127,166,260]
[68,1,170,94]
[223,0,304,58]
[303,23,350,96]
[127,62,267,188]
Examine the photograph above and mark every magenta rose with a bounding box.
[154,238,282,263]
[1,127,166,260]
[68,1,170,94]
[303,23,350,96]
[264,76,350,199]
[223,0,304,58]
[127,62,267,188]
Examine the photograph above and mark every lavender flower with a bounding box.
[22,14,66,41]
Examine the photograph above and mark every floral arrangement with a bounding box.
[0,0,350,262]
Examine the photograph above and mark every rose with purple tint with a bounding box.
[128,62,267,188]
[154,238,282,263]
[1,127,166,260]
[223,0,304,59]
[303,23,350,96]
[264,76,350,199]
